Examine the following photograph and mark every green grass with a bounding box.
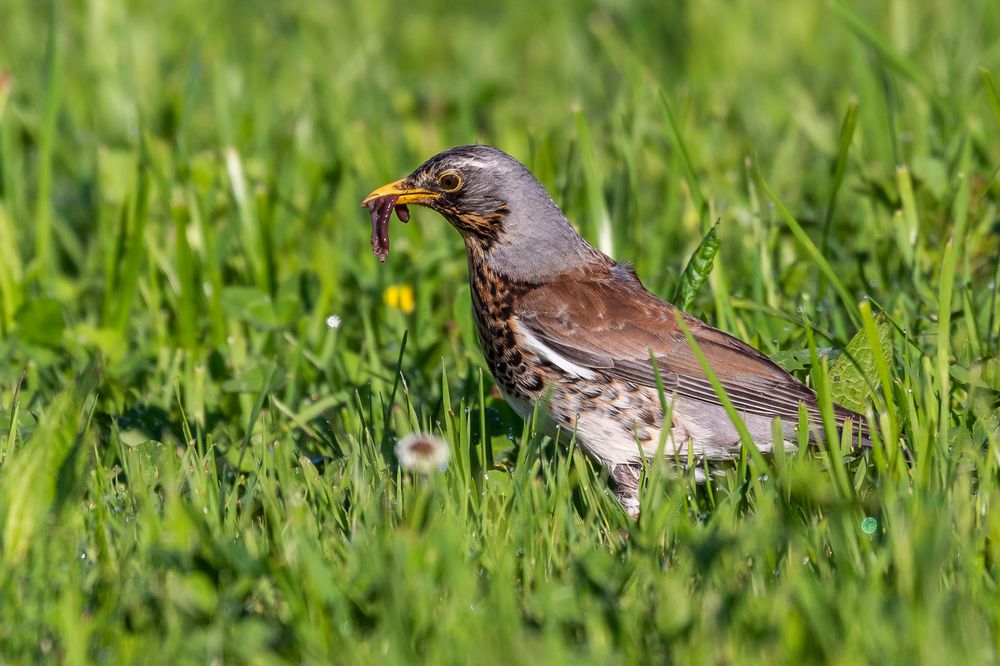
[1,0,999,663]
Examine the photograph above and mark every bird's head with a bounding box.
[362,145,598,278]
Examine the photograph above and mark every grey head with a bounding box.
[362,145,602,280]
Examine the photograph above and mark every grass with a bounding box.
[1,0,999,662]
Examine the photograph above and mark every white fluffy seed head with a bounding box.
[395,432,450,474]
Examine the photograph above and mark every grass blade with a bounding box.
[981,67,1000,129]
[821,98,859,251]
[754,163,861,327]
[659,90,707,226]
[935,142,972,459]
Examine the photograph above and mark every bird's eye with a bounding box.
[438,172,462,191]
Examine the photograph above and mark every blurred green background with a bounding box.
[1,0,999,663]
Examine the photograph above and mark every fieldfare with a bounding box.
[363,145,869,516]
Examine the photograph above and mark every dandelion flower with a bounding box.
[326,314,341,329]
[395,432,450,474]
[383,284,415,314]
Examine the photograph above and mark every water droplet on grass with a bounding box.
[861,516,878,534]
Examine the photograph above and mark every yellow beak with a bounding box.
[361,179,441,206]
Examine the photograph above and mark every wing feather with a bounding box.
[516,270,867,438]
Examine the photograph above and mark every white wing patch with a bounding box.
[514,321,597,380]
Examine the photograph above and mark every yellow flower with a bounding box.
[383,284,415,314]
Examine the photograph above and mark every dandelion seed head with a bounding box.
[326,315,341,329]
[395,432,450,474]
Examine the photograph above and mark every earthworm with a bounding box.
[367,195,412,261]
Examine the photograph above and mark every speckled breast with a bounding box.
[465,248,545,404]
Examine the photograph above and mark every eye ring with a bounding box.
[437,171,462,192]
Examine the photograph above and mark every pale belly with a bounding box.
[499,381,797,469]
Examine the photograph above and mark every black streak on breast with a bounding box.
[465,242,545,400]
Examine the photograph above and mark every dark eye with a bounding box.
[438,172,462,191]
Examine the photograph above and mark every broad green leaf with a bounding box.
[829,312,893,412]
[771,347,839,373]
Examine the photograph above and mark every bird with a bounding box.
[362,145,871,516]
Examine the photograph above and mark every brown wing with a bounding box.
[516,266,866,433]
